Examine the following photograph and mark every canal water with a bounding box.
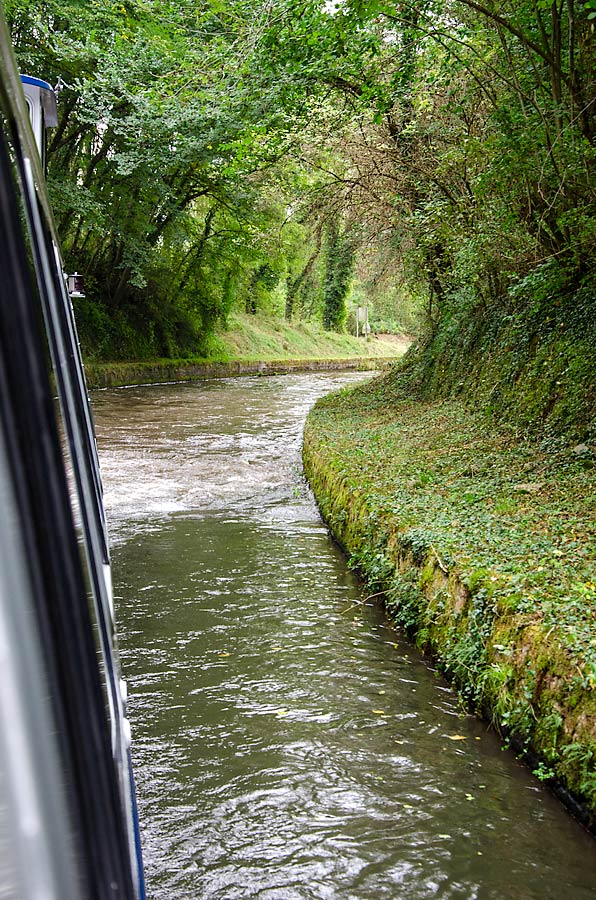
[92,374,596,900]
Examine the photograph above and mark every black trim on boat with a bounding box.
[0,11,145,899]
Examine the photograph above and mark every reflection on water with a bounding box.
[93,375,596,900]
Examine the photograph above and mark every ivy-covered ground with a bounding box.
[303,372,596,826]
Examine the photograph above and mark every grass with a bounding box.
[212,313,410,361]
[303,372,596,824]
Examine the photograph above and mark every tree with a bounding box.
[322,219,354,331]
[12,0,593,364]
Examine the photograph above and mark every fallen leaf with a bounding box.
[447,734,467,741]
[573,444,591,456]
[513,482,543,494]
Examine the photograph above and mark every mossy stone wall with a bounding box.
[303,421,596,830]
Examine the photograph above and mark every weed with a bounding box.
[397,528,434,566]
[533,762,555,781]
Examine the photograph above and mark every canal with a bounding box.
[92,374,596,900]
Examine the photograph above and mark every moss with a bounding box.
[466,568,493,596]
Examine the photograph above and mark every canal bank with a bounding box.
[303,375,596,830]
[84,318,411,389]
[85,356,398,390]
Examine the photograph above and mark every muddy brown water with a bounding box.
[92,374,596,900]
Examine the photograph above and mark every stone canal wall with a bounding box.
[85,357,394,389]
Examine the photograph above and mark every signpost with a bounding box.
[356,305,370,337]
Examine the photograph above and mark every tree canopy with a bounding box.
[7,0,596,386]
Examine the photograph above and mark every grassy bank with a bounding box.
[213,313,410,361]
[303,374,596,827]
[401,272,596,443]
[85,315,410,388]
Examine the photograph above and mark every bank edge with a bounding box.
[85,357,397,389]
[302,406,596,835]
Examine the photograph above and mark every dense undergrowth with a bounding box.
[399,265,596,443]
[303,376,596,826]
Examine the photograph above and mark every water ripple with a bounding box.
[93,375,596,900]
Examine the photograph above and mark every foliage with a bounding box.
[322,219,354,331]
[7,0,426,359]
[3,2,334,355]
[8,0,596,426]
[258,0,596,426]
